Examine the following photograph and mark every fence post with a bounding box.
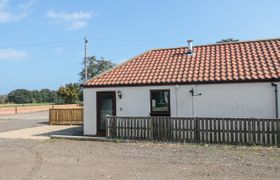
[70,109,73,126]
[168,117,172,141]
[49,109,52,125]
[195,117,200,143]
[277,119,280,147]
[106,115,110,138]
[113,116,117,138]
[149,117,153,140]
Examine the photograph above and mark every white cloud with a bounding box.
[0,49,27,61]
[47,10,92,21]
[0,11,27,23]
[0,0,34,23]
[0,0,8,10]
[18,0,36,9]
[46,10,95,30]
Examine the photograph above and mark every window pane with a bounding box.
[151,90,169,112]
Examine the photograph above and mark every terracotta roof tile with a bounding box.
[84,38,280,87]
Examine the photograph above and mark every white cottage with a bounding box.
[82,38,280,136]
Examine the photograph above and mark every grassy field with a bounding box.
[0,103,80,115]
[0,103,54,108]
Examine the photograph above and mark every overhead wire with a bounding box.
[0,37,183,49]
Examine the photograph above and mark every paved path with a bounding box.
[0,111,82,139]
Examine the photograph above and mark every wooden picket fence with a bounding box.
[106,116,280,147]
[49,108,83,125]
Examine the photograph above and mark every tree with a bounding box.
[6,88,61,104]
[57,83,80,104]
[216,38,239,44]
[30,89,57,103]
[79,56,115,82]
[7,89,33,104]
[0,95,6,104]
[39,89,57,103]
[31,90,42,103]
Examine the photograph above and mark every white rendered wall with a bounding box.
[83,82,280,135]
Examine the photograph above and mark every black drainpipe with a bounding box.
[271,82,278,118]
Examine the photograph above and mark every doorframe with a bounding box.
[96,91,116,136]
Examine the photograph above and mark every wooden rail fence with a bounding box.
[106,116,280,147]
[49,108,83,125]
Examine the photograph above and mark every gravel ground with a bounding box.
[0,139,279,180]
[0,112,280,179]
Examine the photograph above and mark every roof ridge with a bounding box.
[84,37,280,87]
[82,50,151,86]
[150,37,280,51]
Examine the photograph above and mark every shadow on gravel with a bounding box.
[36,122,49,125]
[36,126,83,137]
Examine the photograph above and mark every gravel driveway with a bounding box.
[0,112,280,179]
[0,139,279,180]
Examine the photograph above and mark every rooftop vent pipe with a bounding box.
[187,40,193,55]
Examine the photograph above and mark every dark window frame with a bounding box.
[150,89,170,116]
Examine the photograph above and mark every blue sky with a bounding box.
[0,0,279,94]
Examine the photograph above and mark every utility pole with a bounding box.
[84,36,88,82]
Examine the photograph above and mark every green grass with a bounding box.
[0,103,54,108]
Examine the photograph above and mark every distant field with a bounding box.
[0,104,80,115]
[0,103,54,108]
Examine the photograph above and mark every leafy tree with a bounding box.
[79,56,115,82]
[6,88,60,104]
[32,90,42,103]
[216,38,239,44]
[0,95,6,104]
[57,83,80,104]
[31,89,57,103]
[79,90,83,102]
[39,89,57,103]
[54,95,65,104]
[7,89,33,104]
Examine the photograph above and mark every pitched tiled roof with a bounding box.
[84,38,280,87]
